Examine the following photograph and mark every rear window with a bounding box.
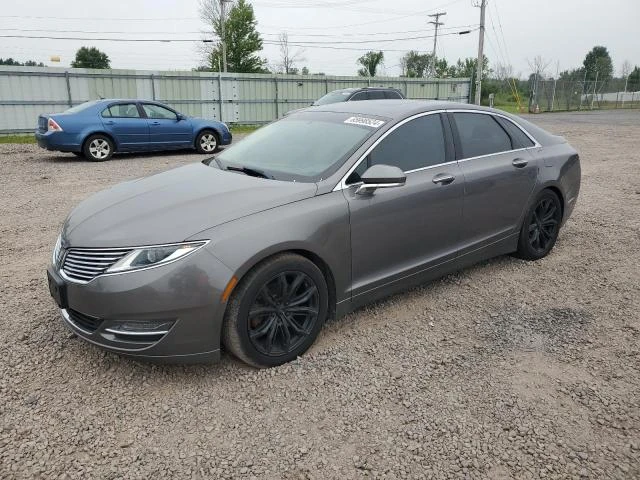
[384,90,403,99]
[453,112,512,158]
[495,116,535,148]
[313,90,353,106]
[64,100,99,114]
[102,103,141,118]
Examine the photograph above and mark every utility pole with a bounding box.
[220,0,230,72]
[473,0,486,105]
[428,12,446,76]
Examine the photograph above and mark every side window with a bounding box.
[495,116,535,148]
[107,103,141,118]
[142,104,178,120]
[101,108,112,118]
[368,114,446,172]
[368,90,385,100]
[384,90,402,99]
[453,113,512,158]
[350,92,368,101]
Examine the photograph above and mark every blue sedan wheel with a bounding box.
[196,130,218,154]
[83,134,114,162]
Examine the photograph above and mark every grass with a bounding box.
[229,124,261,134]
[0,134,36,144]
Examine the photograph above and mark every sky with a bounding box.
[0,0,638,78]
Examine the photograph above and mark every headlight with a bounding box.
[106,241,207,274]
[52,234,62,266]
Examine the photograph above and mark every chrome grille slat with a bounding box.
[61,247,133,282]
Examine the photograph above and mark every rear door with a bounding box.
[141,103,193,149]
[449,111,537,253]
[100,103,149,151]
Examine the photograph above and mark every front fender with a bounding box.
[190,191,351,304]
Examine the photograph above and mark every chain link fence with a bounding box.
[528,77,640,112]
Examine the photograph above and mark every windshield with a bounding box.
[215,112,385,182]
[64,100,100,114]
[313,90,354,106]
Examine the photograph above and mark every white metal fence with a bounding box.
[0,66,471,134]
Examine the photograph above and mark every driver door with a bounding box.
[141,103,193,149]
[343,113,464,304]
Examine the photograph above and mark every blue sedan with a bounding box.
[35,99,232,161]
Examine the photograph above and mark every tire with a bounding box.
[195,130,219,154]
[83,134,114,161]
[515,189,563,260]
[222,254,329,368]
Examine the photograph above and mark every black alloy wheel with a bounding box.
[222,253,328,368]
[516,190,562,260]
[247,271,319,356]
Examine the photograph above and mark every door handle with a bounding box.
[432,173,455,185]
[512,158,528,168]
[104,120,114,125]
[151,121,161,125]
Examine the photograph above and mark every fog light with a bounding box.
[105,320,175,336]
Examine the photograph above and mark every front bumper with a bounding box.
[48,247,234,363]
[220,129,233,145]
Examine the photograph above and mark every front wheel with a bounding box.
[83,134,114,161]
[195,130,218,154]
[515,190,563,260]
[222,254,329,368]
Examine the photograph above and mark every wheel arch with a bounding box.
[81,131,118,152]
[227,246,338,323]
[194,127,221,148]
[537,183,565,220]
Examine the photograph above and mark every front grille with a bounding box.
[61,247,133,282]
[67,309,103,333]
[38,116,48,132]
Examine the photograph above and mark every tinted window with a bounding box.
[107,103,140,118]
[495,116,535,148]
[384,90,403,99]
[368,114,446,172]
[101,108,111,118]
[350,92,368,101]
[143,104,177,120]
[367,90,385,100]
[453,113,512,158]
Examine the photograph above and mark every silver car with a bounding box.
[47,100,581,368]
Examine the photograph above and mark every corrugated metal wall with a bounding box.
[0,66,471,134]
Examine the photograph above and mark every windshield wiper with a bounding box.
[225,165,273,179]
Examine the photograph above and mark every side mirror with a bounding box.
[176,113,185,121]
[356,164,406,195]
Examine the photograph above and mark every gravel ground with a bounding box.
[1,110,639,479]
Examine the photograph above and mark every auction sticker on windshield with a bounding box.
[344,116,385,128]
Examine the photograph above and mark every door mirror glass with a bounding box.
[356,164,406,194]
[176,113,186,121]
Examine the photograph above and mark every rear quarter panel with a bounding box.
[529,142,581,224]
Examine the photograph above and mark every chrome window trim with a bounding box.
[333,108,541,192]
[333,109,446,191]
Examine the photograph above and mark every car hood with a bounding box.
[62,163,317,247]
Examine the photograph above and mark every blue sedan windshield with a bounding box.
[216,112,385,181]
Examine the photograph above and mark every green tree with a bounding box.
[628,66,640,88]
[0,57,45,66]
[301,66,309,75]
[71,47,110,69]
[582,46,613,81]
[357,51,384,77]
[200,0,267,73]
[400,51,433,78]
[433,58,450,78]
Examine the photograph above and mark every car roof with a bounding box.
[305,99,496,120]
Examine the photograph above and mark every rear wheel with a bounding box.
[515,190,562,260]
[83,134,114,161]
[222,254,329,368]
[195,130,218,154]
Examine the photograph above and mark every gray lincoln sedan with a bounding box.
[47,100,581,368]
